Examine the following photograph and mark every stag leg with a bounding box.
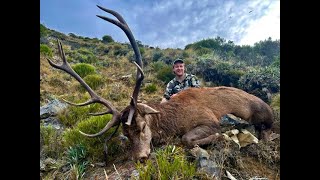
[181,125,223,148]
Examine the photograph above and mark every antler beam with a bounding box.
[47,40,121,137]
[96,5,144,126]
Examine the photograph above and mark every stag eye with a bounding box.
[142,123,146,131]
[139,121,147,132]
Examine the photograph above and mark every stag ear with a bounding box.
[137,103,160,114]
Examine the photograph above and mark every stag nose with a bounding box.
[139,156,148,163]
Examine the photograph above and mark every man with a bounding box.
[161,58,200,103]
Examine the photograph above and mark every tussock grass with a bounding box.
[57,103,101,128]
[40,44,53,57]
[40,124,64,159]
[63,114,124,162]
[83,74,104,90]
[135,145,196,180]
[143,83,158,94]
[65,144,89,180]
[72,63,96,78]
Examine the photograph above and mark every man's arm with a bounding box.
[191,75,201,87]
[163,81,174,100]
[161,80,175,103]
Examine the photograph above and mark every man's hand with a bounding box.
[171,94,177,98]
[160,97,168,104]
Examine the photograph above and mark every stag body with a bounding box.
[121,87,274,160]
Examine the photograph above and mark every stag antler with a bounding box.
[47,40,121,137]
[47,5,144,139]
[96,5,144,126]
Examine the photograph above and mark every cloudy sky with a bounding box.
[40,0,280,49]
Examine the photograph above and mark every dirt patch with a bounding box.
[83,160,136,180]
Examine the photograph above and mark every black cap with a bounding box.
[173,58,184,65]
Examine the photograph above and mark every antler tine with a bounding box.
[97,5,126,24]
[89,110,112,116]
[47,39,121,137]
[125,61,144,125]
[97,5,144,126]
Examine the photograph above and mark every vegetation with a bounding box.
[40,24,48,37]
[83,74,103,90]
[40,124,64,159]
[66,144,89,180]
[144,83,158,94]
[102,35,114,44]
[71,63,96,78]
[63,114,124,161]
[40,44,53,57]
[136,145,196,179]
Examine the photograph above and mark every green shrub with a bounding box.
[271,93,280,112]
[156,66,175,84]
[238,66,280,102]
[40,44,53,57]
[152,51,164,62]
[66,144,88,180]
[77,48,93,55]
[139,47,145,56]
[57,103,101,128]
[71,63,96,78]
[193,57,245,87]
[76,48,98,64]
[195,47,212,56]
[150,61,166,72]
[83,74,103,90]
[136,145,196,179]
[144,83,157,94]
[102,35,114,44]
[182,51,190,58]
[40,125,64,158]
[40,24,48,37]
[63,114,124,161]
[114,47,129,56]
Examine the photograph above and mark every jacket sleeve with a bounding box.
[163,80,174,100]
[191,75,200,87]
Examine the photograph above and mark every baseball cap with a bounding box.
[173,58,184,65]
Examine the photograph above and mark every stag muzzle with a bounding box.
[133,147,151,163]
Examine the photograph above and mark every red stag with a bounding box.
[47,5,274,162]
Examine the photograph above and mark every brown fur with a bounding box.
[121,86,274,160]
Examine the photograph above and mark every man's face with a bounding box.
[173,63,185,76]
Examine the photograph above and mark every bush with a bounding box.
[66,144,88,180]
[238,66,280,102]
[71,63,96,78]
[193,57,245,87]
[83,74,103,90]
[270,93,280,112]
[152,51,164,62]
[102,35,114,44]
[40,125,64,158]
[144,83,157,94]
[136,145,196,179]
[40,24,48,37]
[76,48,98,64]
[57,103,101,128]
[150,61,166,72]
[156,66,175,84]
[63,115,124,162]
[40,44,53,57]
[195,47,212,56]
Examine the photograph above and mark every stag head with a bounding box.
[47,5,152,161]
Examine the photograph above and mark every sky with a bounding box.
[40,0,280,49]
